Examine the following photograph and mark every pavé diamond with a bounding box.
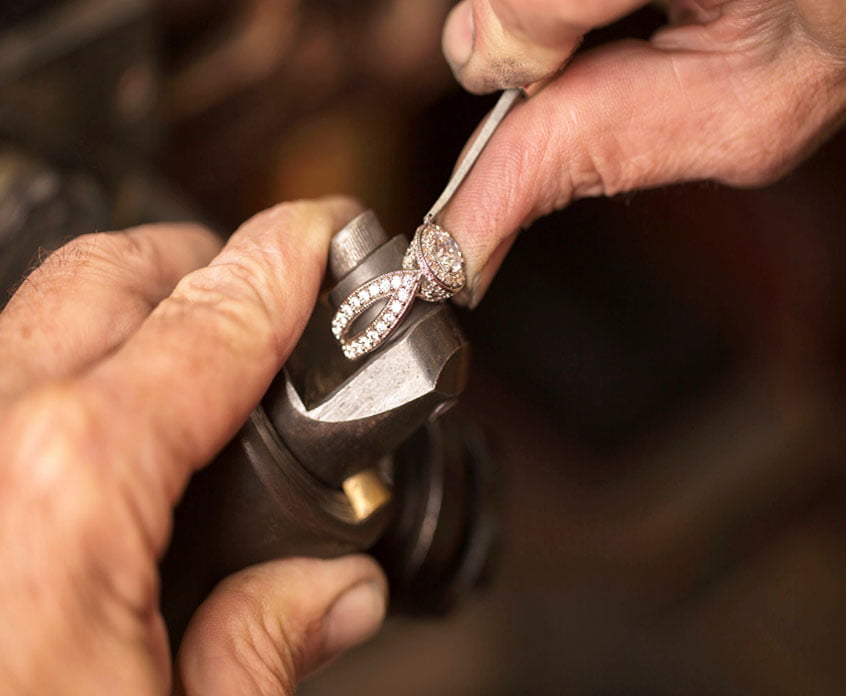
[334,229,463,359]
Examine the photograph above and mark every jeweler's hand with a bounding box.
[0,198,387,695]
[441,0,846,306]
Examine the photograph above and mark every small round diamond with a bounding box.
[390,300,402,314]
[391,276,401,289]
[398,288,409,301]
[384,311,395,323]
[380,279,390,293]
[351,296,361,308]
[375,321,386,333]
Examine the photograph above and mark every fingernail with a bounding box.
[443,1,475,71]
[452,277,478,308]
[322,581,387,659]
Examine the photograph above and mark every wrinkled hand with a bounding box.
[0,199,387,695]
[441,0,846,306]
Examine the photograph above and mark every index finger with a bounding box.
[79,197,361,552]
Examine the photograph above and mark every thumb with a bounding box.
[175,556,387,696]
[441,38,840,307]
[442,0,647,94]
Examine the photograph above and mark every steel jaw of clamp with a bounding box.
[161,210,495,645]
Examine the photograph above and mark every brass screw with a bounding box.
[342,469,392,522]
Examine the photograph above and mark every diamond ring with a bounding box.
[332,222,465,360]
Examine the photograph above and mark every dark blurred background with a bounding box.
[2,1,845,694]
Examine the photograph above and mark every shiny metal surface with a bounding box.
[162,209,485,644]
[329,209,388,279]
[267,211,470,487]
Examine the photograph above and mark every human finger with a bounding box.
[0,224,221,402]
[176,556,387,696]
[442,0,650,93]
[75,196,361,556]
[441,38,846,307]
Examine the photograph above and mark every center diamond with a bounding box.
[429,227,463,273]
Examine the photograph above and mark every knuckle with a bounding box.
[4,385,122,552]
[33,229,159,292]
[723,152,793,188]
[567,146,610,199]
[155,201,323,364]
[20,234,96,289]
[714,56,841,186]
[61,230,146,268]
[558,102,634,199]
[3,384,104,551]
[717,116,804,188]
[9,382,103,488]
[88,228,161,281]
[5,383,157,614]
[167,256,281,354]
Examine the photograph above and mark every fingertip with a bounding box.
[177,555,387,695]
[315,194,366,230]
[444,1,577,94]
[322,579,387,660]
[443,0,475,74]
[239,196,362,236]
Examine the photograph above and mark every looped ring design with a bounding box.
[332,222,465,360]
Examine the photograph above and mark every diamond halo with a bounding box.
[401,222,465,302]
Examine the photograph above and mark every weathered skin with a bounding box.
[441,0,846,306]
[0,198,388,696]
